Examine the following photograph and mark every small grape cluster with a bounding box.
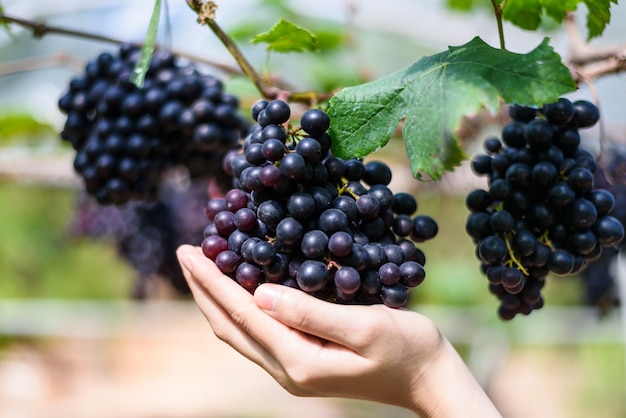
[69,176,211,297]
[466,98,624,320]
[201,100,438,307]
[58,44,246,205]
[579,147,626,314]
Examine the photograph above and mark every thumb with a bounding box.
[254,283,371,345]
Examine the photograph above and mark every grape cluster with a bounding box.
[58,44,246,205]
[69,176,211,297]
[201,100,437,307]
[466,98,624,320]
[579,147,626,314]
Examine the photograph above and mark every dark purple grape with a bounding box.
[478,235,507,265]
[328,231,353,257]
[593,216,624,247]
[399,261,425,287]
[300,108,330,136]
[236,262,263,288]
[252,241,276,266]
[380,283,408,308]
[301,230,329,259]
[295,137,322,163]
[412,215,438,242]
[548,249,574,275]
[490,210,514,233]
[572,100,600,128]
[318,208,349,234]
[204,198,228,221]
[334,266,361,294]
[234,207,257,231]
[264,100,291,125]
[542,98,574,125]
[508,104,537,122]
[201,235,228,260]
[276,217,304,245]
[296,260,329,292]
[215,250,240,273]
[363,161,392,186]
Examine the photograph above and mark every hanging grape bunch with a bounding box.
[466,98,625,320]
[69,177,210,298]
[578,147,626,315]
[201,99,438,307]
[58,44,247,205]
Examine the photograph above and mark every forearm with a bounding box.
[409,336,502,418]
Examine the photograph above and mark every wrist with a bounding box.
[408,335,501,417]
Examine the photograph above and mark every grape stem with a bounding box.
[504,233,529,276]
[489,0,506,50]
[185,0,334,105]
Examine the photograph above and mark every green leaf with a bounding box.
[501,0,615,39]
[0,112,56,144]
[446,0,476,11]
[502,0,543,30]
[541,0,579,22]
[583,0,617,40]
[0,3,11,33]
[251,19,318,53]
[130,0,162,88]
[327,37,575,181]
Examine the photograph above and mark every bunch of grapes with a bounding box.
[69,176,211,297]
[466,98,624,320]
[579,147,626,314]
[58,44,247,205]
[201,100,438,307]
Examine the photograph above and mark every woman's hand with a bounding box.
[176,244,501,417]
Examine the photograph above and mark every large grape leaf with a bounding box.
[502,0,616,40]
[327,37,575,180]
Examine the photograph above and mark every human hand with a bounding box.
[176,244,501,417]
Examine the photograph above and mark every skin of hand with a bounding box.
[176,244,502,418]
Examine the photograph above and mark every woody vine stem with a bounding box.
[1,4,626,102]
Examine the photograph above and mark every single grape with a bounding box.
[380,283,409,308]
[334,266,361,294]
[300,108,330,136]
[296,260,329,293]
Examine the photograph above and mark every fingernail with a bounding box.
[255,285,281,311]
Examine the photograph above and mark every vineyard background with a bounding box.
[1,0,625,417]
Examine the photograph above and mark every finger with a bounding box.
[254,282,387,351]
[177,245,285,377]
[178,245,357,354]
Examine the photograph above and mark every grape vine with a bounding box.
[0,0,624,318]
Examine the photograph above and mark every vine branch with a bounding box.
[185,0,333,104]
[490,0,506,50]
[565,13,626,83]
[0,12,241,76]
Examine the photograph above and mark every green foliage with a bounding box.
[251,19,318,53]
[228,1,344,52]
[0,112,56,144]
[0,3,10,33]
[446,0,476,10]
[501,0,617,40]
[583,0,619,39]
[327,37,575,180]
[130,0,162,88]
[0,183,132,299]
